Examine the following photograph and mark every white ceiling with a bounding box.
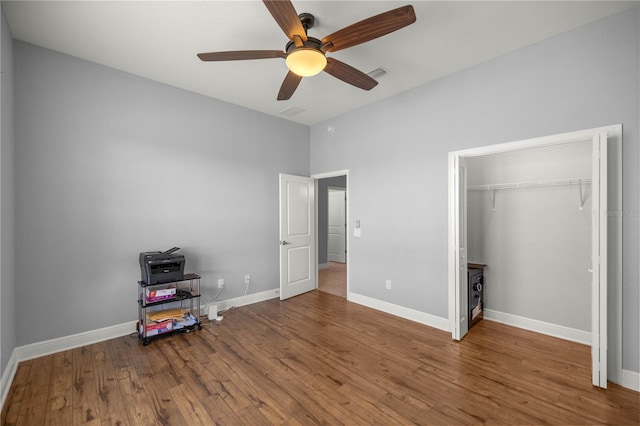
[3,1,635,125]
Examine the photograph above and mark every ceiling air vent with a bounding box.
[367,67,387,80]
[280,106,306,117]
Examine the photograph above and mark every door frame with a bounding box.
[311,170,350,299]
[447,125,622,388]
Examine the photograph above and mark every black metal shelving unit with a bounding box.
[137,273,202,345]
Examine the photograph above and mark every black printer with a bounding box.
[139,247,185,284]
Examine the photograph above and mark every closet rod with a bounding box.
[467,177,591,192]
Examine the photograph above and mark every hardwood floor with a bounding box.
[2,290,638,425]
[318,262,346,298]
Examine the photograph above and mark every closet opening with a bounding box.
[448,125,621,389]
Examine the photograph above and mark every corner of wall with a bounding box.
[0,2,17,396]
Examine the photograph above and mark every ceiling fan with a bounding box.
[197,0,416,101]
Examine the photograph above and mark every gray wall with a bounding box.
[317,175,347,265]
[466,142,593,331]
[310,7,639,372]
[1,6,16,380]
[14,41,309,346]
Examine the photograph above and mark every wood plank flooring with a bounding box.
[318,262,346,298]
[2,290,639,425]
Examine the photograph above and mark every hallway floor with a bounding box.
[318,262,346,298]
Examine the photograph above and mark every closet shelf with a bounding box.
[467,177,591,192]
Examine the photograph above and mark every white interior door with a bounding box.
[452,155,469,340]
[592,132,608,388]
[327,189,346,263]
[279,174,316,300]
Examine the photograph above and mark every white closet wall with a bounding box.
[467,141,592,335]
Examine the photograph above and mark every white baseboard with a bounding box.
[210,288,280,316]
[1,350,18,410]
[2,291,637,413]
[482,310,640,390]
[621,369,640,392]
[16,321,138,362]
[347,292,450,332]
[483,309,591,345]
[9,289,280,361]
[318,263,329,270]
[1,320,136,411]
[1,289,280,411]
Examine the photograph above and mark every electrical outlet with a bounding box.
[385,280,391,290]
[244,274,251,284]
[218,278,225,288]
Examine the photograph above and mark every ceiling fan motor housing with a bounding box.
[285,37,323,54]
[284,13,327,77]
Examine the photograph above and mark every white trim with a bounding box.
[481,309,639,391]
[448,124,622,387]
[1,320,136,411]
[318,263,329,270]
[348,292,450,332]
[311,170,350,299]
[484,309,591,345]
[311,169,349,180]
[4,287,281,366]
[1,286,638,412]
[6,290,278,362]
[215,288,280,313]
[0,350,18,410]
[1,288,279,409]
[607,124,623,388]
[448,153,458,339]
[592,131,608,387]
[449,125,615,158]
[16,321,137,362]
[621,369,640,392]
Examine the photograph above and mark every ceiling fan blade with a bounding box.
[197,50,285,61]
[263,0,307,42]
[324,58,378,91]
[321,5,416,53]
[277,71,303,100]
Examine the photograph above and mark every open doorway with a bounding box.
[314,173,348,298]
[448,125,621,389]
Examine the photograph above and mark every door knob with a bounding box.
[281,241,291,245]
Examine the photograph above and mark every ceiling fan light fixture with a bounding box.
[286,48,327,77]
